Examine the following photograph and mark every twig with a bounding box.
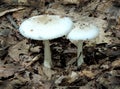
[26,55,41,67]
[6,14,19,29]
[0,7,24,17]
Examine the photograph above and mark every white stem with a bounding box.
[77,41,84,66]
[43,40,52,68]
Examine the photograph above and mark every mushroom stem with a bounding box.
[43,40,52,68]
[77,41,84,66]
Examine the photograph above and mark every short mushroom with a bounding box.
[19,15,73,68]
[67,21,99,66]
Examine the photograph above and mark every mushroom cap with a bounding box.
[67,21,99,40]
[19,15,73,40]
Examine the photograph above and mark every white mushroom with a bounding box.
[67,21,99,66]
[19,15,73,68]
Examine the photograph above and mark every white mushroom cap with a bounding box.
[19,15,73,40]
[67,21,99,40]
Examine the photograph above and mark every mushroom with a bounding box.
[19,15,73,68]
[67,21,99,66]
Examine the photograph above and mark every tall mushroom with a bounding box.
[67,21,99,66]
[19,15,73,68]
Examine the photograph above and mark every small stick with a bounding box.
[0,7,24,17]
[26,55,41,67]
[6,14,19,29]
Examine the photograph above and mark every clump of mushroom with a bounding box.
[67,21,99,66]
[19,15,73,68]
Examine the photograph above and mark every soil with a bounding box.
[0,0,120,89]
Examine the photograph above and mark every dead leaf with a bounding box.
[79,69,95,79]
[42,67,56,80]
[66,57,77,66]
[43,81,53,89]
[55,75,67,85]
[68,71,79,83]
[0,64,20,78]
[45,6,66,16]
[63,48,77,54]
[8,39,30,61]
[2,0,46,8]
[38,66,48,81]
[97,0,112,13]
[30,46,41,53]
[32,74,42,84]
[62,0,90,6]
[111,58,120,68]
[62,0,80,5]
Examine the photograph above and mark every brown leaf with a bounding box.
[43,81,53,89]
[38,66,48,81]
[62,0,90,6]
[62,0,80,5]
[68,71,79,83]
[55,75,67,85]
[32,74,42,84]
[111,58,120,68]
[2,0,45,8]
[30,46,41,53]
[8,39,30,61]
[79,69,95,79]
[42,67,56,80]
[0,64,20,78]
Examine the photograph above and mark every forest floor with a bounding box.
[0,0,120,89]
